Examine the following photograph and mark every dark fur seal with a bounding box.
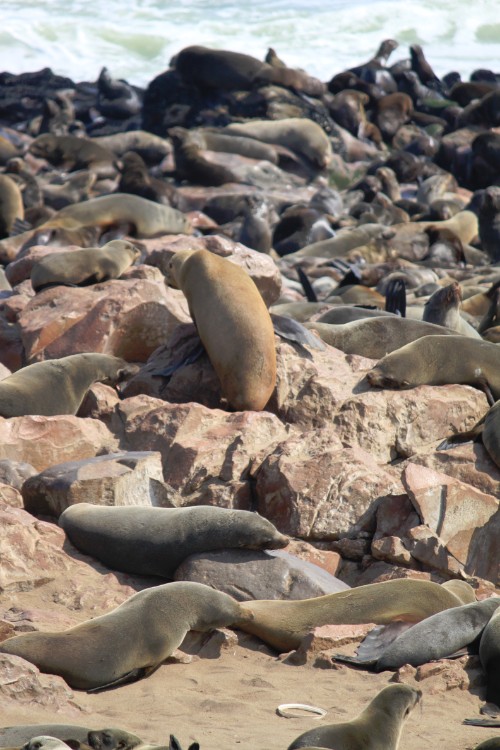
[0,353,138,417]
[59,504,288,577]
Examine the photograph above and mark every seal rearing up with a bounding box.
[167,249,276,411]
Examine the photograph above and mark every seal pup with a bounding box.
[30,240,141,292]
[367,335,500,404]
[287,684,421,750]
[59,504,289,576]
[167,249,276,411]
[0,353,138,417]
[0,581,251,690]
[237,578,469,651]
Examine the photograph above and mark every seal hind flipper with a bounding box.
[296,267,318,302]
[10,217,32,236]
[338,264,363,289]
[271,313,326,351]
[463,718,500,727]
[152,340,206,378]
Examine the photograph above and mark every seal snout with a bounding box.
[268,532,290,549]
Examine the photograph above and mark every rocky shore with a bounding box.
[0,41,499,750]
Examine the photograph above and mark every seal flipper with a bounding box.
[332,622,414,670]
[296,267,318,302]
[271,313,326,351]
[152,340,206,378]
[10,217,32,236]
[330,652,377,669]
[86,664,158,693]
[385,278,406,317]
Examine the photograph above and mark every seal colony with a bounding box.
[0,36,500,750]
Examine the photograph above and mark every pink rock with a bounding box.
[403,463,498,571]
[18,277,190,362]
[403,524,464,577]
[256,429,403,538]
[112,395,288,508]
[333,384,489,462]
[139,233,282,306]
[0,414,118,472]
[371,535,414,567]
[0,483,23,508]
[285,539,342,578]
[0,654,84,713]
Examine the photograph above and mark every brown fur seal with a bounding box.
[59,504,289,576]
[0,174,24,239]
[29,134,116,173]
[118,151,175,205]
[224,119,332,169]
[0,728,142,749]
[287,684,421,750]
[0,353,138,417]
[366,335,500,403]
[167,249,276,411]
[30,240,140,292]
[305,316,454,358]
[0,581,251,690]
[237,579,468,651]
[0,194,191,263]
[422,281,481,338]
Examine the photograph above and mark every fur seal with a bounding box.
[0,729,90,747]
[224,119,332,169]
[438,398,500,470]
[29,134,116,173]
[422,281,481,338]
[287,684,421,750]
[0,353,138,417]
[305,316,454,358]
[167,249,276,411]
[0,174,24,239]
[22,739,74,750]
[59,504,289,576]
[480,607,500,707]
[30,240,141,292]
[366,335,500,403]
[0,581,251,690]
[118,151,175,206]
[237,578,469,652]
[0,194,191,263]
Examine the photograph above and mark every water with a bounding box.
[1,0,500,88]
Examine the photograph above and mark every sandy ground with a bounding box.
[1,607,499,750]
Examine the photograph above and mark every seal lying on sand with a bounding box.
[30,240,140,291]
[59,504,289,577]
[287,684,421,750]
[0,354,138,417]
[0,582,251,690]
[166,249,276,411]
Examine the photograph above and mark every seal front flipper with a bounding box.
[330,652,377,669]
[153,340,206,378]
[437,417,485,451]
[296,267,318,302]
[86,664,159,693]
[271,313,326,351]
[385,278,406,317]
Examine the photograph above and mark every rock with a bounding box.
[21,451,172,517]
[0,458,37,490]
[256,428,402,539]
[333,384,489,462]
[174,548,349,600]
[403,463,499,582]
[0,483,23,508]
[109,395,289,509]
[18,277,190,362]
[0,415,117,472]
[139,233,282,306]
[285,539,342,578]
[76,382,122,419]
[0,654,84,713]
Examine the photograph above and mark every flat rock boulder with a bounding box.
[18,277,190,362]
[403,463,500,583]
[333,384,489,462]
[0,415,117,472]
[255,427,403,539]
[139,233,282,306]
[0,654,84,714]
[173,548,349,600]
[110,395,289,509]
[21,451,172,517]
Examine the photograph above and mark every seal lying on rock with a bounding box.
[30,240,140,291]
[237,578,471,651]
[59,504,289,577]
[166,248,276,411]
[0,582,251,690]
[287,684,421,750]
[0,353,138,417]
